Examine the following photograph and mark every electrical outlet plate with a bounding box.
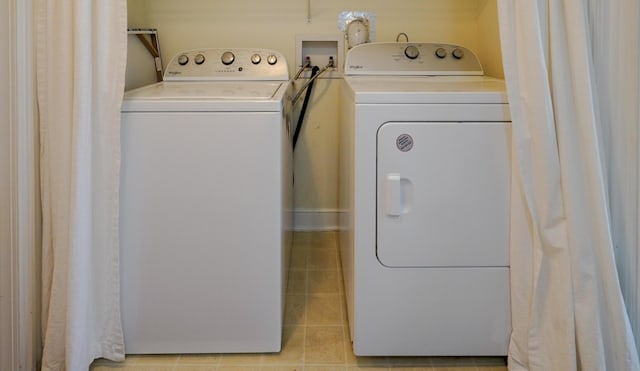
[295,34,344,79]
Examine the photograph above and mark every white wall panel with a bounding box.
[0,0,13,368]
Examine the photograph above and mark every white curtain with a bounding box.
[37,1,128,370]
[587,0,640,343]
[498,0,640,370]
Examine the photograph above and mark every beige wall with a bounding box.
[127,0,503,227]
[476,0,503,78]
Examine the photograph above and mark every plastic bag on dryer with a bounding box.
[338,11,376,48]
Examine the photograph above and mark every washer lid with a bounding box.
[125,81,284,100]
[121,81,288,112]
[344,76,508,104]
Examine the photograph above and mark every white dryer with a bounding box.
[120,48,293,354]
[339,42,511,356]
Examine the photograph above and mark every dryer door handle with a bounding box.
[385,173,403,216]
[384,173,412,216]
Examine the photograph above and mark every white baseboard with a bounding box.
[293,208,339,231]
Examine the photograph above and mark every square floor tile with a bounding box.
[306,294,344,325]
[262,325,305,365]
[305,326,346,364]
[308,270,341,294]
[218,353,263,366]
[286,270,307,294]
[177,354,221,365]
[307,248,339,270]
[284,294,306,325]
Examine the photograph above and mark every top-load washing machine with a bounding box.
[339,42,511,356]
[120,48,293,354]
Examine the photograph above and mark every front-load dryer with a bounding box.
[338,42,511,356]
[120,48,293,354]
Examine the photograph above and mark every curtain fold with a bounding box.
[587,0,640,342]
[498,0,640,370]
[37,1,128,370]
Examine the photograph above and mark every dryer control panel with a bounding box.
[345,42,483,76]
[164,48,289,81]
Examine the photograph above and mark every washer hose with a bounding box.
[293,60,311,80]
[293,65,320,151]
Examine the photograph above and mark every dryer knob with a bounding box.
[251,53,262,64]
[267,54,278,65]
[452,48,464,59]
[404,45,420,60]
[194,54,205,65]
[177,54,189,65]
[435,48,447,59]
[221,51,235,65]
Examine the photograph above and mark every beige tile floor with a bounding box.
[91,231,508,371]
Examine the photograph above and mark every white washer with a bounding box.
[339,42,511,356]
[120,48,293,354]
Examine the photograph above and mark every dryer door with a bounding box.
[376,122,510,268]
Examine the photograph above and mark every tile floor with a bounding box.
[91,231,508,371]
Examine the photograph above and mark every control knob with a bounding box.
[221,51,235,65]
[452,48,464,59]
[435,48,447,59]
[194,54,205,65]
[267,54,278,65]
[177,54,189,65]
[404,45,419,60]
[251,54,262,64]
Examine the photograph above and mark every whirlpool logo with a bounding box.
[349,65,364,70]
[166,71,182,76]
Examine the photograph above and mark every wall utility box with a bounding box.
[295,34,344,79]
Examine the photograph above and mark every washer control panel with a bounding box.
[164,48,289,81]
[345,42,482,76]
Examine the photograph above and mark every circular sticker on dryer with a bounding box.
[396,134,414,152]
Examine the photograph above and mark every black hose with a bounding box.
[293,65,320,151]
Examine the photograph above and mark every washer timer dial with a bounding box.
[177,54,189,65]
[452,48,464,59]
[404,45,420,60]
[221,51,235,65]
[435,48,447,59]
